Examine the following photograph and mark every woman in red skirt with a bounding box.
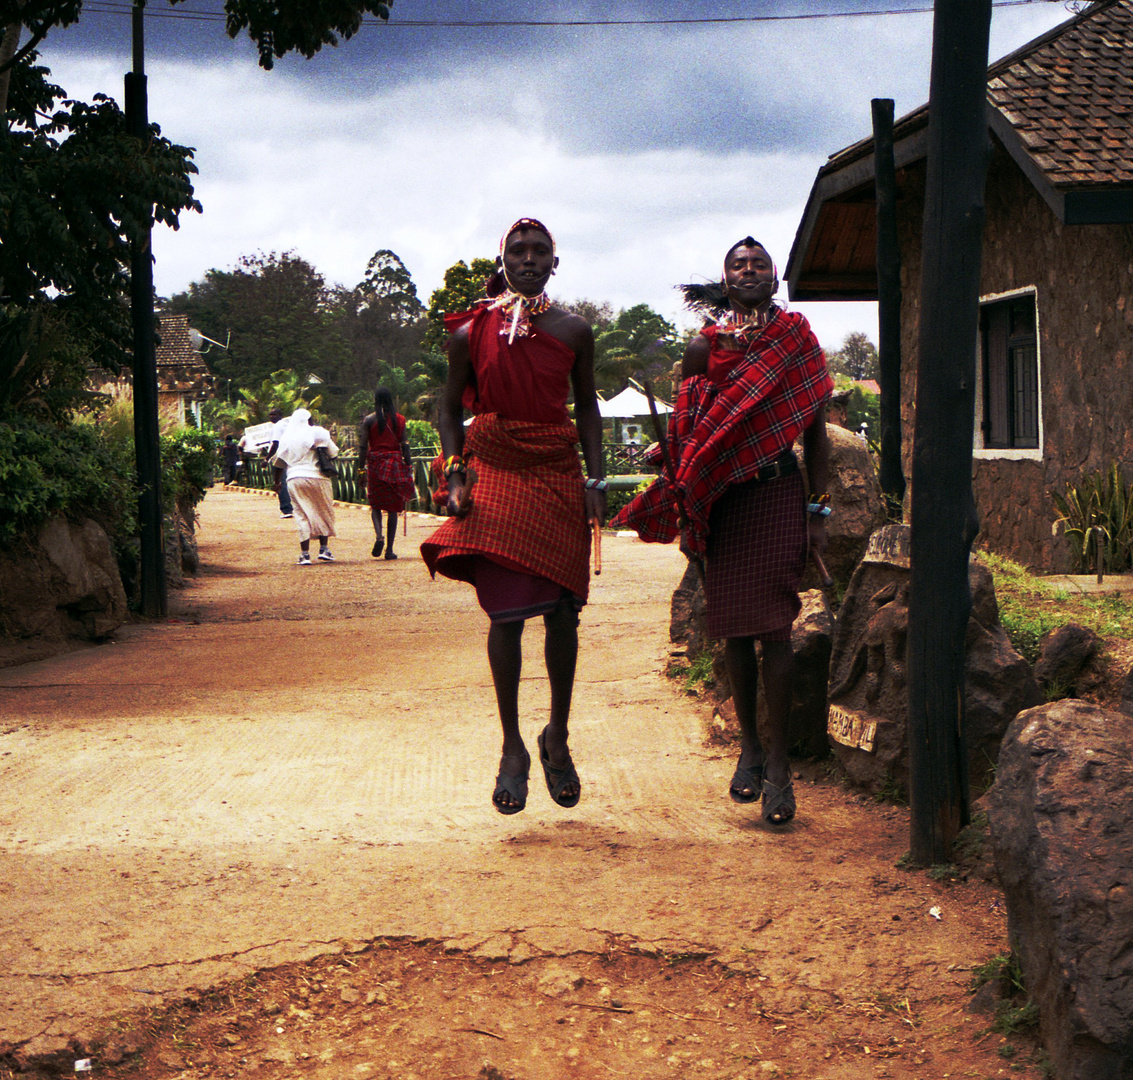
[358,388,415,559]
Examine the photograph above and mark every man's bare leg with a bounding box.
[487,620,527,809]
[724,636,763,799]
[758,639,793,791]
[541,604,580,802]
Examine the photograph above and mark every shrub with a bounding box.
[0,415,137,546]
[404,418,440,453]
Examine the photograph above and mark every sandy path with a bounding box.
[0,488,1014,1072]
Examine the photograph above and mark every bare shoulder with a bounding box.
[681,331,711,377]
[538,307,594,351]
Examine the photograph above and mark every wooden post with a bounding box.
[872,98,905,511]
[907,0,991,865]
[125,0,166,618]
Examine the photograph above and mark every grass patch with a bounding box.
[976,550,1133,662]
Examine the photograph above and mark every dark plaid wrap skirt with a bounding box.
[703,471,807,640]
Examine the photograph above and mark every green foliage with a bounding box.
[682,652,715,694]
[593,303,679,396]
[1052,461,1133,574]
[424,256,496,352]
[230,369,323,427]
[166,253,349,393]
[1,1,394,76]
[826,331,879,381]
[2,55,200,420]
[160,427,217,515]
[403,419,439,451]
[976,551,1065,664]
[0,414,137,546]
[972,952,1026,996]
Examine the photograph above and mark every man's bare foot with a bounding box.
[492,751,530,815]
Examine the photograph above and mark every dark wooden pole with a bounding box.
[907,0,991,864]
[125,0,166,618]
[872,97,905,510]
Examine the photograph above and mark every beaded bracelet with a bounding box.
[443,455,467,479]
[584,478,608,492]
[807,503,832,518]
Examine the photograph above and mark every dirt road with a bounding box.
[0,489,1041,1078]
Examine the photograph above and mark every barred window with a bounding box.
[981,293,1039,450]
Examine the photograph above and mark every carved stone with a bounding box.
[827,524,1041,795]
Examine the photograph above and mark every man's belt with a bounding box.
[752,451,799,483]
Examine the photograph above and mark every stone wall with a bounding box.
[896,140,1133,571]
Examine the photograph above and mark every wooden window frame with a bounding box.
[975,288,1042,460]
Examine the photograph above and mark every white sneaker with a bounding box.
[317,549,334,562]
[281,512,294,519]
[297,552,311,565]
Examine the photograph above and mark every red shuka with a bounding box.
[610,308,832,555]
[420,306,590,600]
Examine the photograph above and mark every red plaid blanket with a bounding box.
[420,413,590,598]
[610,308,832,555]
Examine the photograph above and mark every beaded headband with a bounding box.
[500,217,556,256]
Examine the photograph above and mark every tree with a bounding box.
[1,56,200,420]
[0,1,395,104]
[424,256,496,352]
[828,331,879,381]
[593,303,679,395]
[167,252,351,391]
[561,298,614,333]
[332,249,429,401]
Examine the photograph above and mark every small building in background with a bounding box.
[787,0,1133,571]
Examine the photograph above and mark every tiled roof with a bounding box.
[988,0,1133,188]
[156,313,213,395]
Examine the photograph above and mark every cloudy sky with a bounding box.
[36,0,1073,351]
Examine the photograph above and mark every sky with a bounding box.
[34,0,1074,353]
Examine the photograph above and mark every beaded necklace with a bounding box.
[488,269,553,343]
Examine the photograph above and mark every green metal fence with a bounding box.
[224,443,658,514]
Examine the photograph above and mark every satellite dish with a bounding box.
[189,328,231,352]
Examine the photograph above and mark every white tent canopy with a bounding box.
[597,384,672,419]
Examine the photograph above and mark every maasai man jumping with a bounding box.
[612,238,833,825]
[420,219,606,815]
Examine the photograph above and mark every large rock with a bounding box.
[799,423,888,589]
[0,516,128,642]
[988,701,1133,1079]
[1034,623,1100,698]
[827,524,1042,796]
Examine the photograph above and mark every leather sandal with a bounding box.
[492,750,530,815]
[537,726,581,808]
[761,778,797,825]
[729,761,764,804]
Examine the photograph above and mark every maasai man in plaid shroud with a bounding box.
[420,219,607,817]
[612,238,833,827]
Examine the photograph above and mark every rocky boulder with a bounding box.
[799,422,888,589]
[0,516,128,644]
[987,701,1133,1079]
[827,524,1042,796]
[1034,623,1100,698]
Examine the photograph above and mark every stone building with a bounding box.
[786,0,1133,571]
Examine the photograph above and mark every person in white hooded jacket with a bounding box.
[275,409,339,565]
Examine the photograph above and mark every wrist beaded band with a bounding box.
[443,454,467,479]
[807,502,832,518]
[585,478,608,492]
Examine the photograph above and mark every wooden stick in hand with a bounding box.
[592,519,602,576]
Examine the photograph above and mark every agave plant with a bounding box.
[1052,462,1133,573]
